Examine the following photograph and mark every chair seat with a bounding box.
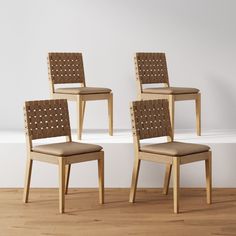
[143,87,199,95]
[140,141,210,157]
[32,141,102,157]
[55,87,111,95]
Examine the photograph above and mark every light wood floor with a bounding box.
[0,188,235,236]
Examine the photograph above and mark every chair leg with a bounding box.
[98,154,104,204]
[163,164,172,195]
[77,96,83,140]
[81,101,86,131]
[23,158,33,203]
[173,157,180,214]
[205,152,212,204]
[58,158,66,213]
[196,93,201,136]
[129,157,141,203]
[65,164,71,195]
[108,93,113,136]
[168,95,175,141]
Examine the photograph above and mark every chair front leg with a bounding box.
[195,93,201,136]
[108,93,113,136]
[129,157,141,203]
[23,157,33,203]
[77,96,83,140]
[65,164,71,195]
[163,164,172,195]
[173,157,180,214]
[58,158,66,213]
[205,152,212,204]
[98,153,104,204]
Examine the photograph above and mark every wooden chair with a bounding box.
[47,52,113,139]
[134,52,201,139]
[23,99,104,213]
[129,99,212,213]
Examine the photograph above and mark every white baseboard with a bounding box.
[0,130,235,188]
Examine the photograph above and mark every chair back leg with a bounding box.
[108,93,113,136]
[65,164,71,195]
[81,101,86,130]
[129,158,141,203]
[163,164,172,195]
[77,96,83,140]
[196,93,201,136]
[98,154,105,204]
[168,95,175,141]
[23,158,33,203]
[58,158,66,213]
[205,152,212,204]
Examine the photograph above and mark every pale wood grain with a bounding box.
[1,188,235,236]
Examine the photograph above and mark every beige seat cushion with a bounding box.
[55,87,111,95]
[140,141,210,156]
[143,87,199,95]
[32,142,102,157]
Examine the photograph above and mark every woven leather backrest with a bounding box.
[24,99,71,140]
[135,53,169,84]
[130,99,172,140]
[48,52,85,84]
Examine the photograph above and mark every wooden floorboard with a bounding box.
[0,188,235,236]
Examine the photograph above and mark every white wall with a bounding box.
[0,0,236,131]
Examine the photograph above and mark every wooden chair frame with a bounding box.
[129,99,212,213]
[23,99,104,213]
[134,53,201,140]
[48,52,113,140]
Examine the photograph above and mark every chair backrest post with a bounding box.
[134,53,170,94]
[81,80,86,87]
[130,105,141,153]
[134,55,143,96]
[66,135,72,142]
[169,130,174,142]
[130,99,172,149]
[24,99,72,148]
[23,105,33,151]
[47,56,55,96]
